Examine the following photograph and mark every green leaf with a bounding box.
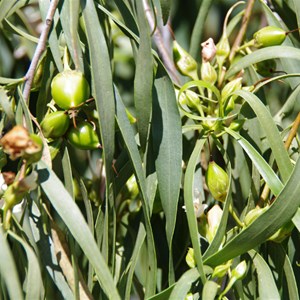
[39,0,63,72]
[60,0,83,71]
[226,46,300,80]
[183,137,207,283]
[37,161,121,300]
[189,0,213,58]
[8,231,44,300]
[234,89,293,183]
[202,280,219,300]
[260,0,300,89]
[147,283,175,300]
[134,0,153,151]
[152,67,182,283]
[226,128,283,196]
[283,250,299,300]
[248,250,280,300]
[115,86,157,297]
[82,0,115,182]
[169,268,200,299]
[204,156,300,267]
[0,227,24,300]
[292,207,300,232]
[159,0,171,25]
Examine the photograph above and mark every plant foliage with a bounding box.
[0,0,299,299]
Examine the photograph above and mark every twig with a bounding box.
[258,112,300,205]
[229,0,255,62]
[23,0,60,105]
[142,0,180,84]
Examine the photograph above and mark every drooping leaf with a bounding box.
[37,161,121,300]
[204,156,300,267]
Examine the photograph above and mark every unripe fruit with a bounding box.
[41,111,70,139]
[206,161,229,202]
[67,122,100,150]
[23,134,44,164]
[173,41,199,80]
[253,26,286,47]
[51,70,90,110]
[244,206,268,226]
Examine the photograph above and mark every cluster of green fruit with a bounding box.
[173,8,293,243]
[41,69,100,150]
[173,24,290,135]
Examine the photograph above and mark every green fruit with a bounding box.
[67,122,100,150]
[244,206,268,226]
[253,26,286,47]
[23,134,44,164]
[206,161,229,202]
[51,70,90,110]
[229,119,245,131]
[173,41,199,80]
[41,111,70,139]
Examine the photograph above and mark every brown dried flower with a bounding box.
[0,125,43,163]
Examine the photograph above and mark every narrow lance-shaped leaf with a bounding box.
[159,0,171,25]
[114,86,157,297]
[248,250,281,300]
[0,227,24,300]
[234,89,293,182]
[225,128,283,196]
[37,161,121,300]
[152,66,182,284]
[134,0,153,151]
[204,156,300,267]
[183,137,207,284]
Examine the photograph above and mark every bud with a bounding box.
[268,220,294,243]
[201,38,217,62]
[231,260,247,280]
[228,119,245,131]
[212,260,232,278]
[216,34,230,67]
[221,78,242,103]
[179,89,201,111]
[253,26,286,48]
[201,61,217,85]
[205,161,229,202]
[186,248,196,269]
[173,41,199,80]
[206,204,223,243]
[244,206,268,227]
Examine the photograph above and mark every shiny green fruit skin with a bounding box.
[51,70,90,109]
[41,111,70,139]
[253,26,286,47]
[206,161,229,202]
[67,122,100,150]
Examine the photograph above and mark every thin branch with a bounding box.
[229,0,255,62]
[23,0,60,105]
[143,0,180,84]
